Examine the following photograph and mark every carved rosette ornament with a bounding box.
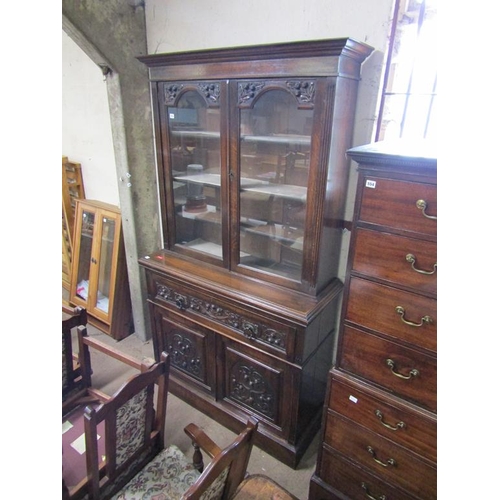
[230,365,275,419]
[197,83,220,104]
[238,82,266,105]
[286,80,315,104]
[155,283,287,352]
[164,84,184,105]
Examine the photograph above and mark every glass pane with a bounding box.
[96,217,116,315]
[168,88,222,259]
[239,88,312,281]
[75,210,94,303]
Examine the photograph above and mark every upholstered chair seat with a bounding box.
[111,445,202,499]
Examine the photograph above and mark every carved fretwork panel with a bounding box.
[223,346,283,425]
[156,312,214,391]
[163,82,221,107]
[155,283,289,354]
[237,80,316,108]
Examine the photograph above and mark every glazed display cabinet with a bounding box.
[69,199,133,340]
[138,38,373,468]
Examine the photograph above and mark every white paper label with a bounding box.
[349,395,358,404]
[366,180,376,189]
[169,113,175,119]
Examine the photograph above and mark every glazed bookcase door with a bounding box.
[159,81,227,266]
[71,205,120,325]
[72,206,95,310]
[231,79,327,288]
[93,211,119,323]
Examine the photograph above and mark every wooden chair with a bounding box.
[97,418,259,500]
[62,325,170,500]
[62,303,89,412]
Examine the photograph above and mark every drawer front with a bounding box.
[324,412,437,499]
[147,271,296,360]
[339,326,436,412]
[218,336,291,435]
[152,306,216,394]
[359,177,437,236]
[346,277,437,352]
[318,447,417,500]
[352,228,437,295]
[328,371,437,462]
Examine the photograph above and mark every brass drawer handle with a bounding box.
[395,305,433,327]
[406,253,437,275]
[367,446,396,468]
[374,409,406,431]
[416,199,437,220]
[361,482,387,500]
[386,359,419,380]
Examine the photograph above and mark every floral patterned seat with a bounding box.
[109,418,258,500]
[110,445,201,499]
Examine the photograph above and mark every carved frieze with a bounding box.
[238,80,316,106]
[163,82,221,106]
[155,284,287,351]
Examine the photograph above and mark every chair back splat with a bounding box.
[85,352,170,499]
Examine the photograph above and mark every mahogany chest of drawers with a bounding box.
[309,140,437,500]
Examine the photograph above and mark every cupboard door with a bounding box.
[218,336,291,435]
[71,206,120,325]
[72,206,95,309]
[152,307,216,395]
[159,81,227,265]
[92,209,120,324]
[233,79,322,285]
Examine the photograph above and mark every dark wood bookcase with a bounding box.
[138,38,373,468]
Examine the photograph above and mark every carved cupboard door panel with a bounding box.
[218,336,295,439]
[152,307,216,395]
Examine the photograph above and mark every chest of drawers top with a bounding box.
[347,140,437,238]
[346,139,437,172]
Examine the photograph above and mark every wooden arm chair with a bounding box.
[62,325,170,500]
[62,303,88,411]
[90,418,259,500]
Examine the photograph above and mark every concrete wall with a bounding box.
[62,0,159,341]
[62,31,120,206]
